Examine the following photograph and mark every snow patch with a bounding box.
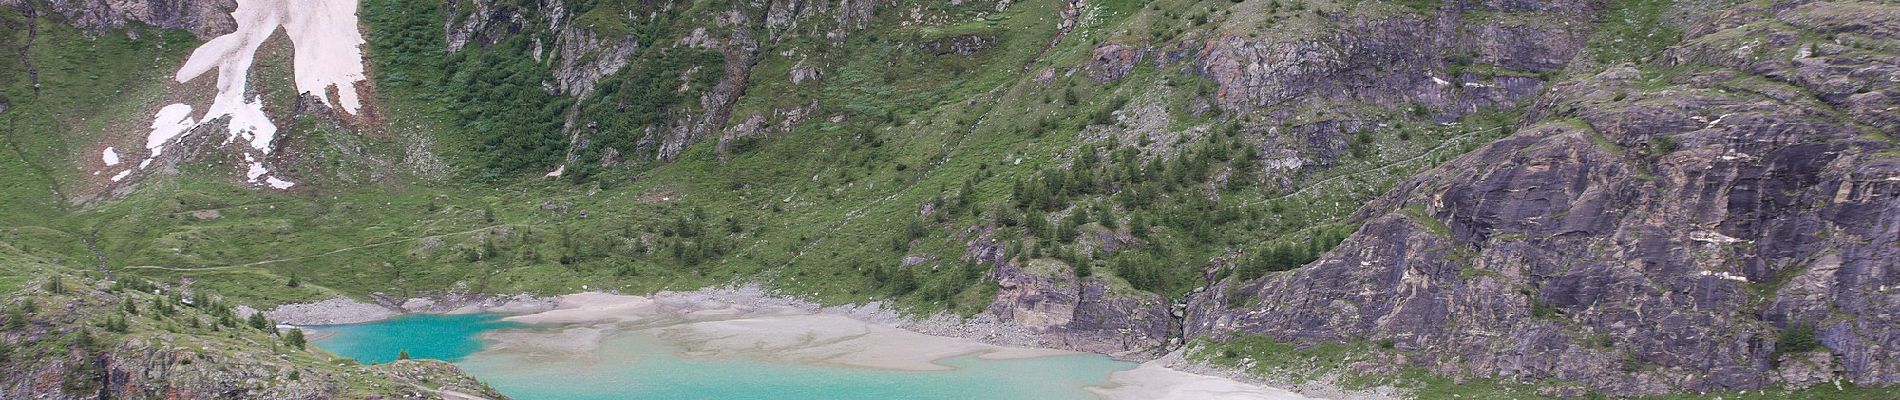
[245,156,268,181]
[545,165,565,177]
[102,147,121,166]
[242,154,296,189]
[1705,113,1734,129]
[1699,270,1749,282]
[110,170,132,182]
[132,0,366,190]
[144,103,196,162]
[282,0,369,114]
[1690,230,1747,244]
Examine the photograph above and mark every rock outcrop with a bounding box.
[969,228,1176,355]
[1189,1,1900,395]
[5,0,237,39]
[1192,0,1588,117]
[0,253,508,400]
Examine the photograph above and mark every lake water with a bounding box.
[311,313,1138,400]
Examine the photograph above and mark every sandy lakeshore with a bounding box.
[489,292,1074,371]
[279,287,1317,399]
[473,291,1313,399]
[1090,362,1316,400]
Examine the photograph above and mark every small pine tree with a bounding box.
[152,297,175,317]
[44,277,63,295]
[4,305,24,330]
[397,349,411,360]
[104,314,128,333]
[247,312,271,332]
[74,328,96,349]
[284,328,307,350]
[483,236,498,259]
[286,274,300,288]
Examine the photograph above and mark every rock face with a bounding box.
[968,228,1174,355]
[7,0,237,38]
[1187,1,1900,395]
[8,341,499,399]
[438,0,785,164]
[444,0,642,99]
[1190,0,1587,116]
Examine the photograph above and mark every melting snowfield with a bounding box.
[119,0,369,189]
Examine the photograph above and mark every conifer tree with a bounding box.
[284,328,307,350]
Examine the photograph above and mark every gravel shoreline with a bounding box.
[266,286,1389,399]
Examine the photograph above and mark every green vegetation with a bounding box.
[1587,0,1683,64]
[1400,205,1452,238]
[0,242,501,398]
[1778,323,1822,355]
[364,0,573,177]
[1225,223,1356,284]
[5,0,1898,397]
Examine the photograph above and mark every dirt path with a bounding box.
[13,2,40,96]
[121,224,515,272]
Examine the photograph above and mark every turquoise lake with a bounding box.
[311,313,1139,400]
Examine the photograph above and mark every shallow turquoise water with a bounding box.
[310,313,521,364]
[311,313,1137,400]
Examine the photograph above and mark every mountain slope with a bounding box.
[1196,0,1900,396]
[0,242,507,399]
[2,0,1899,397]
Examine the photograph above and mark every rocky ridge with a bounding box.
[1184,0,1900,395]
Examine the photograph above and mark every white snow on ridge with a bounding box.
[283,0,369,114]
[111,170,132,182]
[244,155,268,181]
[141,103,197,169]
[102,147,121,166]
[175,0,280,151]
[133,0,368,190]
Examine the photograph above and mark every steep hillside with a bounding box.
[1195,0,1900,396]
[2,0,1898,397]
[0,242,507,399]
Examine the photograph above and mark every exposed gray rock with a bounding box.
[268,297,400,326]
[1186,2,1900,395]
[1194,1,1587,115]
[8,0,237,39]
[1774,352,1838,390]
[1086,43,1143,81]
[967,228,1174,356]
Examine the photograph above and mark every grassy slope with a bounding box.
[0,11,200,269]
[0,239,504,398]
[2,0,1516,313]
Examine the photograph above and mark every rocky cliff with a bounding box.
[1190,0,1900,395]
